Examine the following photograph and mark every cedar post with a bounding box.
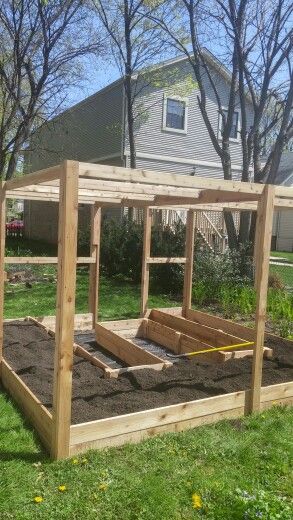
[140,206,151,317]
[0,183,6,367]
[250,184,275,413]
[182,210,196,317]
[51,161,79,459]
[88,203,101,326]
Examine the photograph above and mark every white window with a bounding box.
[162,95,188,134]
[218,108,240,142]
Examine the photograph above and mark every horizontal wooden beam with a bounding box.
[95,322,171,367]
[150,309,245,347]
[147,257,187,264]
[5,256,95,264]
[5,166,61,191]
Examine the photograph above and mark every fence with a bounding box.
[270,257,293,291]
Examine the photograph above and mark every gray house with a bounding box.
[25,52,254,244]
[26,52,251,178]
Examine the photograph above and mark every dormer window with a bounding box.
[162,95,188,134]
[218,108,240,142]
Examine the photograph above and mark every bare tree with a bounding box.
[149,0,293,248]
[0,0,102,180]
[91,0,170,169]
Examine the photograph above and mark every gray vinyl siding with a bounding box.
[135,157,242,180]
[131,61,254,176]
[25,81,124,172]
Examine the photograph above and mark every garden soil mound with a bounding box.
[2,320,293,424]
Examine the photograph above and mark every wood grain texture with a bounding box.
[250,185,275,412]
[52,161,79,460]
[88,204,101,324]
[182,210,196,316]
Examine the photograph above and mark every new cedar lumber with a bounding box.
[5,256,95,264]
[69,381,293,454]
[149,309,245,347]
[88,204,101,324]
[147,257,187,264]
[185,308,275,353]
[251,185,275,412]
[52,161,79,460]
[70,390,246,446]
[182,210,196,316]
[95,322,171,367]
[140,207,151,317]
[1,359,52,451]
[69,408,244,454]
[146,319,181,352]
[78,163,268,195]
[107,362,169,378]
[99,318,144,331]
[26,316,113,375]
[4,165,61,190]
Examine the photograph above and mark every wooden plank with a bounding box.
[100,318,143,331]
[150,309,245,347]
[250,185,275,413]
[0,184,6,365]
[95,322,170,367]
[51,161,79,460]
[107,362,169,379]
[140,207,152,317]
[180,333,226,362]
[146,319,181,352]
[182,210,196,317]
[36,313,94,332]
[5,256,95,264]
[147,257,186,264]
[186,308,256,340]
[4,165,61,190]
[69,380,293,454]
[1,359,52,451]
[78,163,268,195]
[70,390,246,445]
[88,204,101,325]
[70,407,244,454]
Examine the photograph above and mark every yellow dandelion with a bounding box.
[58,485,67,492]
[192,493,202,509]
[34,496,43,504]
[72,458,79,464]
[98,482,109,491]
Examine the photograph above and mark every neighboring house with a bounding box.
[24,51,253,245]
[272,151,293,252]
[24,52,292,252]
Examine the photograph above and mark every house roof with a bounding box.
[38,49,242,130]
[274,152,293,186]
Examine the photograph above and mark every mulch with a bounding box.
[2,320,293,424]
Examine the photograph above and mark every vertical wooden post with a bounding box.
[250,185,275,413]
[140,206,151,317]
[51,161,79,460]
[182,210,196,317]
[88,203,101,326]
[0,183,6,367]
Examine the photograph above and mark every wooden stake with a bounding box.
[0,184,6,366]
[250,185,275,413]
[88,203,101,326]
[51,161,79,459]
[140,207,151,317]
[182,210,196,317]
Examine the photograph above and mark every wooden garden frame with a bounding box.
[0,160,292,459]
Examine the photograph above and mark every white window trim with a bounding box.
[218,107,241,143]
[162,95,188,135]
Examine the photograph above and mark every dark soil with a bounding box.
[2,321,293,424]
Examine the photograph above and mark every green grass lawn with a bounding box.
[271,251,293,262]
[0,393,292,520]
[4,269,179,320]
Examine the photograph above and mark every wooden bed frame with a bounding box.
[0,161,292,459]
